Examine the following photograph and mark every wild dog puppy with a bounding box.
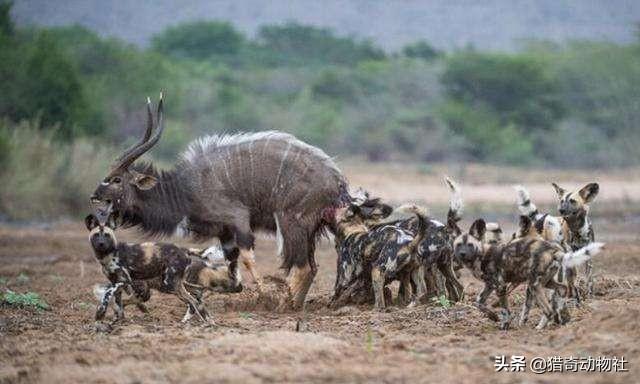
[453,218,604,330]
[85,213,241,324]
[515,183,599,297]
[333,202,429,309]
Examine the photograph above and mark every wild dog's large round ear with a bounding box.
[551,182,566,198]
[84,214,99,231]
[578,182,599,203]
[469,219,486,240]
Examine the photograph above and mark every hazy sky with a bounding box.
[12,0,640,51]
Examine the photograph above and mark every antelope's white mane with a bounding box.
[182,130,340,173]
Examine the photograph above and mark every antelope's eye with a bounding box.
[111,176,122,184]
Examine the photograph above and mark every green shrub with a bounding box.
[441,51,565,131]
[402,40,441,61]
[437,101,534,164]
[0,120,113,220]
[1,290,49,310]
[257,22,385,66]
[151,21,245,60]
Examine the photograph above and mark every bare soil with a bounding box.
[1,170,639,383]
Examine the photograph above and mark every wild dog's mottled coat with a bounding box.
[515,183,599,296]
[85,214,241,323]
[453,218,604,330]
[333,203,429,309]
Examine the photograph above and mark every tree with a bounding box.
[441,51,564,131]
[257,22,385,66]
[402,40,440,61]
[151,21,244,60]
[0,1,13,37]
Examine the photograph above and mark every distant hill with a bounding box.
[11,0,640,51]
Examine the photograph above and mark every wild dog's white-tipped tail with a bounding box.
[93,283,110,302]
[485,222,503,244]
[562,242,605,268]
[486,222,501,232]
[514,185,538,217]
[445,176,463,219]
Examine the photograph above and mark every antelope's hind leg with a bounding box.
[282,223,318,310]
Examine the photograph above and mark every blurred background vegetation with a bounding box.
[1,1,640,220]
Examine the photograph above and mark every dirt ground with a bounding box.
[1,167,639,383]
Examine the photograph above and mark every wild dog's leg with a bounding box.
[123,280,151,313]
[565,266,581,305]
[475,284,499,322]
[585,260,594,297]
[410,265,427,306]
[371,266,387,310]
[113,289,125,321]
[532,283,555,330]
[423,266,438,299]
[175,282,209,323]
[496,284,510,330]
[518,285,535,327]
[545,279,570,325]
[95,283,123,321]
[398,272,413,305]
[439,260,464,302]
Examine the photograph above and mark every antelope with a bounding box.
[89,94,349,309]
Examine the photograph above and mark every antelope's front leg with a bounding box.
[239,247,262,290]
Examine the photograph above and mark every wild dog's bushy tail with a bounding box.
[514,185,538,219]
[562,242,605,268]
[445,176,463,222]
[396,204,429,250]
[485,222,503,244]
[93,283,110,302]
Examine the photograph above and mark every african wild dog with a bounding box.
[333,202,430,309]
[85,213,242,324]
[515,182,599,297]
[392,177,466,302]
[453,218,604,330]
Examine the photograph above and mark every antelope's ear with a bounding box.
[578,183,599,203]
[551,182,566,198]
[85,214,99,231]
[130,170,157,191]
[469,219,486,240]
